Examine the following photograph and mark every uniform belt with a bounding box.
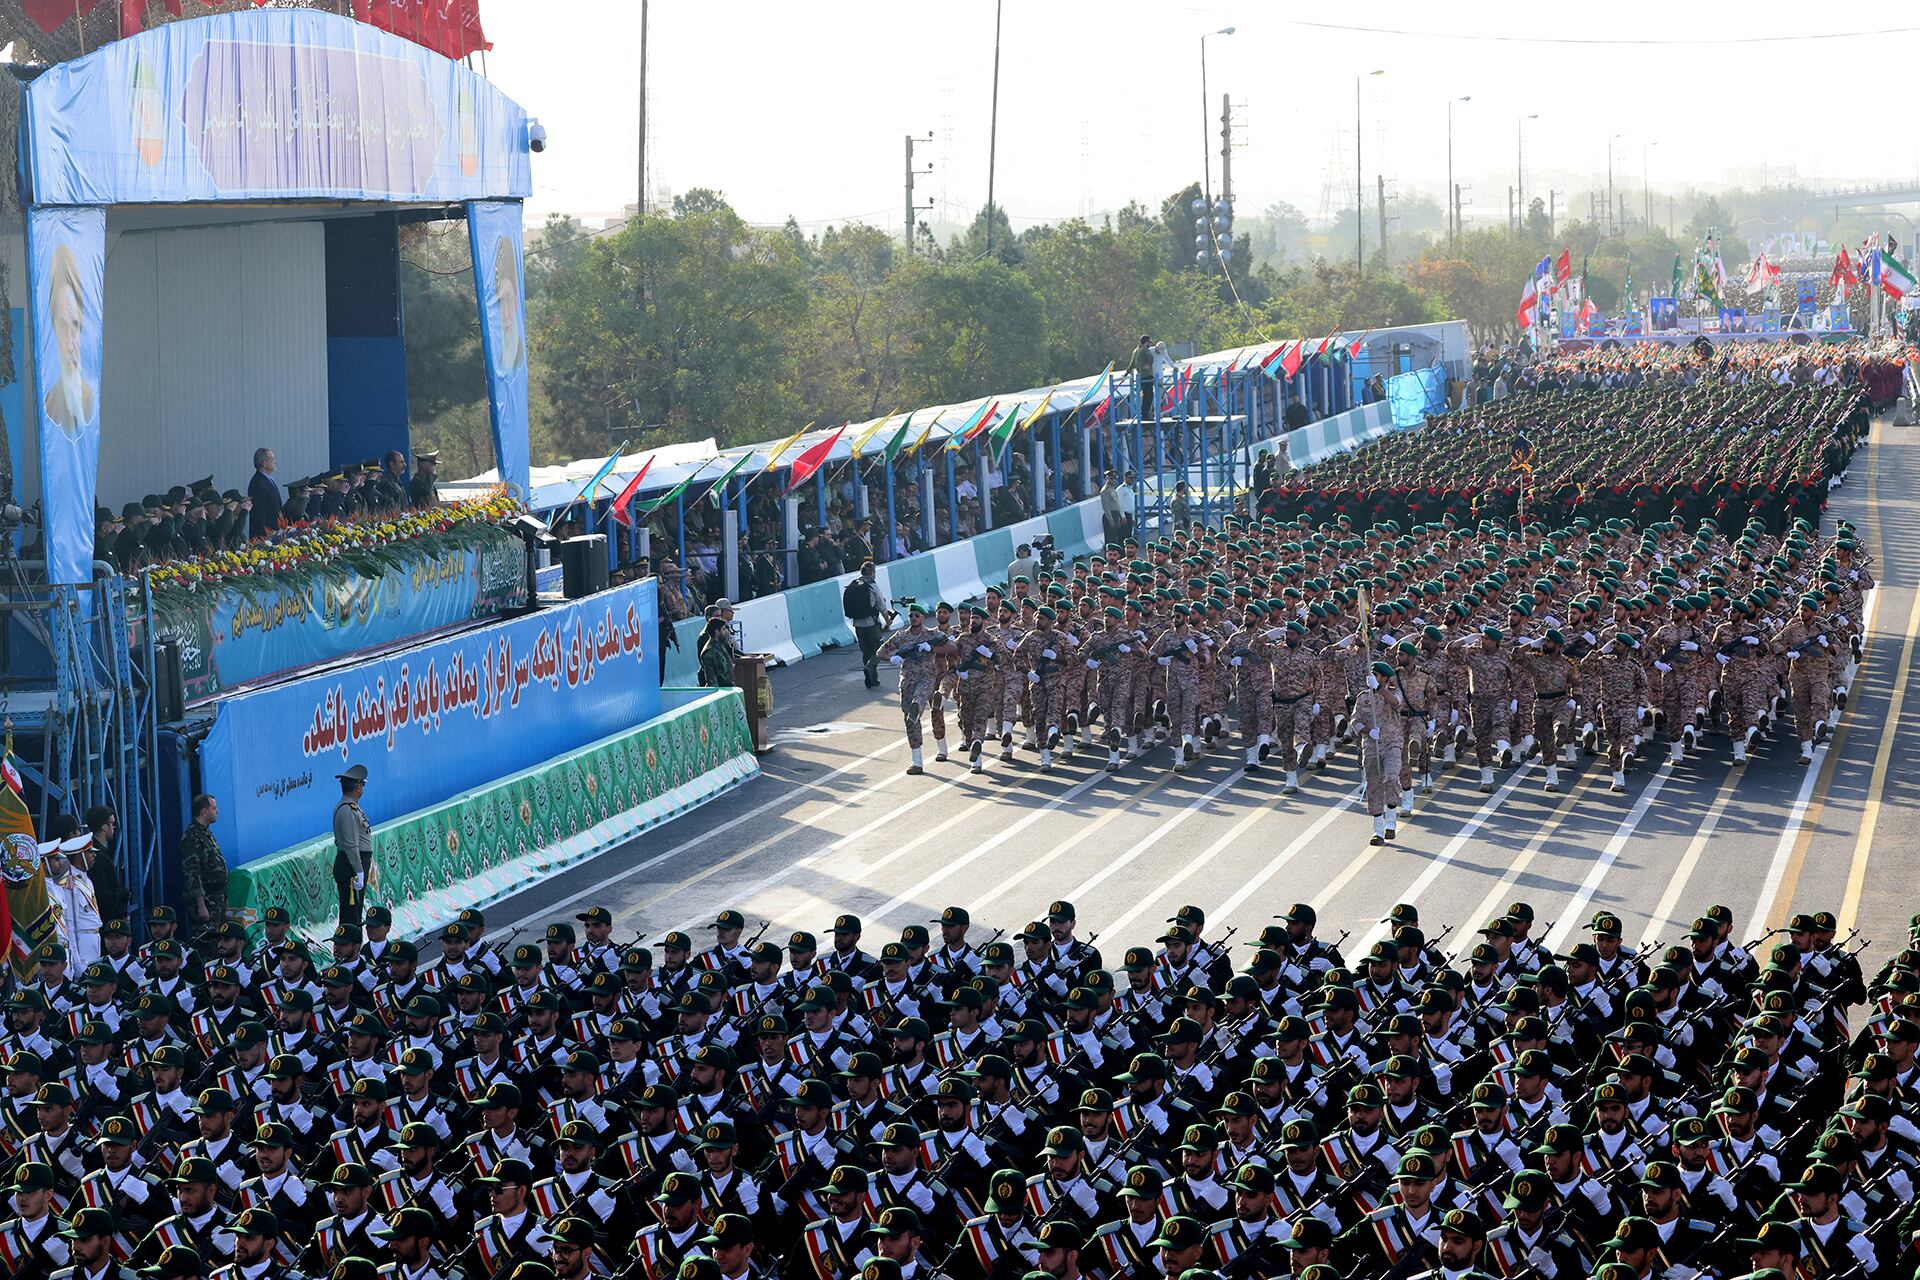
[1535,691,1570,700]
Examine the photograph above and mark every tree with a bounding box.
[539,196,809,454]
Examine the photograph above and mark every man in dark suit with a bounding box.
[247,448,282,538]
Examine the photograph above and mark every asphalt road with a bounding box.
[471,418,1920,974]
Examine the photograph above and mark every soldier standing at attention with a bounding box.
[333,766,374,927]
[178,794,227,931]
[877,603,950,776]
[407,451,439,508]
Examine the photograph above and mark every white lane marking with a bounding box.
[1750,585,1881,931]
[491,737,900,937]
[969,769,1188,914]
[1544,761,1678,951]
[1353,761,1539,954]
[1639,764,1744,947]
[1461,765,1605,939]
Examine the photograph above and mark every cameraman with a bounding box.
[843,561,893,689]
[1006,542,1037,583]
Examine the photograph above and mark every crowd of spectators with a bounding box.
[84,446,440,576]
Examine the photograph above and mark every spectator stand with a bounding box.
[505,321,1468,635]
[0,8,541,929]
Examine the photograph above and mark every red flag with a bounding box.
[1256,343,1289,373]
[608,457,656,529]
[1553,249,1572,286]
[1314,331,1339,357]
[118,0,144,34]
[1160,366,1190,413]
[1347,329,1373,360]
[782,426,847,495]
[353,0,491,60]
[22,0,98,31]
[1280,341,1305,380]
[955,400,1001,448]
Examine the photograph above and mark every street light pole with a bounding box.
[1643,141,1656,230]
[1200,26,1234,270]
[1357,69,1383,272]
[1446,96,1470,244]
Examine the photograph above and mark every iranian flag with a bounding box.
[1877,249,1915,302]
[1517,277,1539,330]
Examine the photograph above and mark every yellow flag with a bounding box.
[1017,391,1055,432]
[850,412,893,459]
[759,422,814,474]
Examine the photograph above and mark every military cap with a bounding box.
[1147,1216,1208,1251]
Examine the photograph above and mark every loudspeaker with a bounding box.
[153,638,185,724]
[560,535,610,599]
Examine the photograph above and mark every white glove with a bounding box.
[1527,1246,1557,1278]
[1815,636,1829,647]
[1509,699,1519,713]
[1027,672,1040,684]
[1312,703,1323,716]
[1655,661,1672,673]
[1202,637,1215,647]
[889,655,905,666]
[1716,654,1730,666]
[1582,631,1596,645]
[917,641,931,653]
[352,874,366,890]
[1449,709,1459,725]
[957,671,970,682]
[1837,615,1849,625]
[1157,657,1172,667]
[1368,727,1380,740]
[1230,657,1242,668]
[1118,644,1131,654]
[1184,638,1198,653]
[1567,699,1577,710]
[1680,641,1699,651]
[1786,650,1800,660]
[1042,648,1057,660]
[1744,636,1760,646]
[976,645,992,657]
[1086,659,1100,670]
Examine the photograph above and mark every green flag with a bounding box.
[880,412,916,463]
[696,449,755,508]
[635,458,716,515]
[1670,254,1683,296]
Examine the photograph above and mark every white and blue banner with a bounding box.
[22,10,531,208]
[28,205,106,586]
[466,199,531,498]
[201,578,663,863]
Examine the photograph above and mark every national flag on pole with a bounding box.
[1831,248,1855,300]
[0,752,31,980]
[1553,248,1572,287]
[781,426,847,495]
[760,424,813,475]
[351,0,491,61]
[1517,277,1539,331]
[1670,254,1684,296]
[571,443,625,508]
[1346,329,1373,360]
[1877,249,1916,301]
[849,412,894,459]
[1088,394,1114,426]
[991,391,1052,456]
[608,457,655,528]
[1256,343,1289,375]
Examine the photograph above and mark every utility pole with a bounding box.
[636,0,648,217]
[984,0,1003,257]
[1454,183,1465,237]
[1550,190,1561,239]
[903,133,933,254]
[1219,94,1233,206]
[1378,174,1388,264]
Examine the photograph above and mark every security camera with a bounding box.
[527,119,548,153]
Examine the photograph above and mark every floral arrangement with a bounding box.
[145,491,524,610]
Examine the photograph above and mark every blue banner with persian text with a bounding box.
[200,579,661,863]
[466,200,531,498]
[155,532,527,703]
[29,206,106,586]
[22,10,531,208]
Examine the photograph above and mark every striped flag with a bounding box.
[946,400,1000,451]
[569,443,625,508]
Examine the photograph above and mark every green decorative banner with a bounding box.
[227,688,757,942]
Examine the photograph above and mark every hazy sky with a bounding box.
[483,1,1918,234]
